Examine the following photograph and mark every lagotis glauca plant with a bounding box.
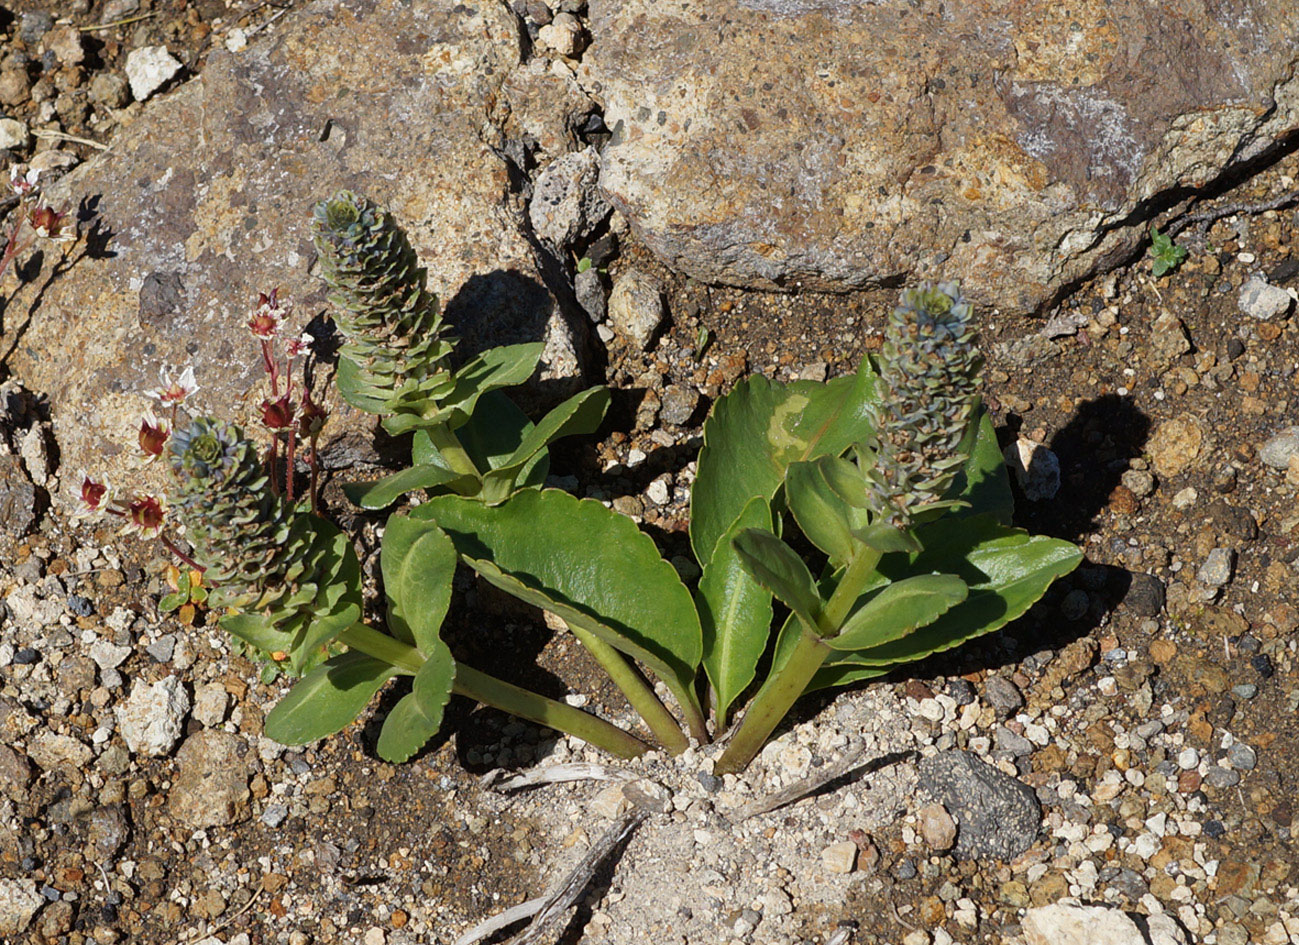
[86,194,1081,771]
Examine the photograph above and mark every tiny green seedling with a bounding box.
[1148,225,1188,278]
[158,564,208,626]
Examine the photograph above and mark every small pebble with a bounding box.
[1060,589,1089,620]
[1204,766,1240,788]
[1258,426,1299,470]
[1249,654,1274,679]
[983,675,1024,715]
[917,803,958,851]
[894,858,917,880]
[1196,548,1234,587]
[1176,748,1199,770]
[1226,743,1257,771]
[1231,683,1258,700]
[821,841,858,874]
[1238,273,1294,320]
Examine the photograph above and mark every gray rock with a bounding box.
[1238,274,1294,320]
[1196,548,1235,587]
[0,878,43,938]
[88,73,131,109]
[18,10,54,44]
[1226,742,1257,770]
[1119,468,1155,498]
[192,682,230,728]
[146,634,176,663]
[170,730,250,829]
[116,676,190,757]
[0,454,38,548]
[86,805,130,857]
[1204,766,1240,788]
[1123,573,1165,616]
[529,148,610,250]
[575,267,607,322]
[607,270,665,350]
[124,46,182,102]
[994,725,1034,757]
[659,384,699,426]
[918,750,1041,861]
[18,1,570,488]
[89,639,132,672]
[587,0,1299,313]
[1259,426,1299,469]
[26,731,94,772]
[261,803,289,828]
[983,675,1024,716]
[0,744,31,798]
[0,118,29,150]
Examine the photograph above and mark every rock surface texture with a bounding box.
[583,0,1299,312]
[11,0,591,489]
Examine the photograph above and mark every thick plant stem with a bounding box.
[339,623,424,674]
[715,541,884,775]
[339,623,649,759]
[422,423,481,481]
[821,544,883,630]
[568,624,690,754]
[713,624,831,775]
[454,664,650,760]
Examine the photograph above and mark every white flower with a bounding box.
[144,365,200,405]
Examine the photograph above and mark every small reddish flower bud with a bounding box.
[260,394,295,430]
[29,204,70,240]
[126,495,167,537]
[138,414,169,459]
[80,475,109,512]
[297,389,327,439]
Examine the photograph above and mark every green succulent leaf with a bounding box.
[815,454,870,508]
[732,528,824,633]
[381,515,457,654]
[479,387,610,495]
[335,356,394,415]
[826,573,968,651]
[851,520,924,555]
[812,515,1082,688]
[375,641,456,763]
[944,405,1013,527]
[220,611,281,652]
[691,359,877,568]
[786,460,857,566]
[264,652,401,746]
[697,496,776,727]
[342,464,474,510]
[414,490,703,717]
[440,343,545,427]
[159,592,186,613]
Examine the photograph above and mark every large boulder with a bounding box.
[7,0,584,494]
[583,0,1299,312]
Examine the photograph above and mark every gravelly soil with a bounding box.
[2,3,1299,945]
